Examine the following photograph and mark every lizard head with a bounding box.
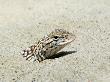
[49,29,76,46]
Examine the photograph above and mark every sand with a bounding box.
[0,0,110,82]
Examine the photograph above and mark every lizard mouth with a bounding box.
[58,39,73,46]
[57,34,76,46]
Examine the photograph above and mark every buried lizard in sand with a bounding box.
[21,29,76,62]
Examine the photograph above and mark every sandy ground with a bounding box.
[0,0,110,82]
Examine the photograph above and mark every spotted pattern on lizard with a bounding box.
[21,29,76,62]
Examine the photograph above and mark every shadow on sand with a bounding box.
[48,51,77,59]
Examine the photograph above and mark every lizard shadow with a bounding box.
[48,51,77,59]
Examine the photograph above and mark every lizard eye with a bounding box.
[53,36,58,39]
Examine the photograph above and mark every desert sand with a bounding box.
[0,0,110,82]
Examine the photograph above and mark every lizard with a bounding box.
[21,29,76,62]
